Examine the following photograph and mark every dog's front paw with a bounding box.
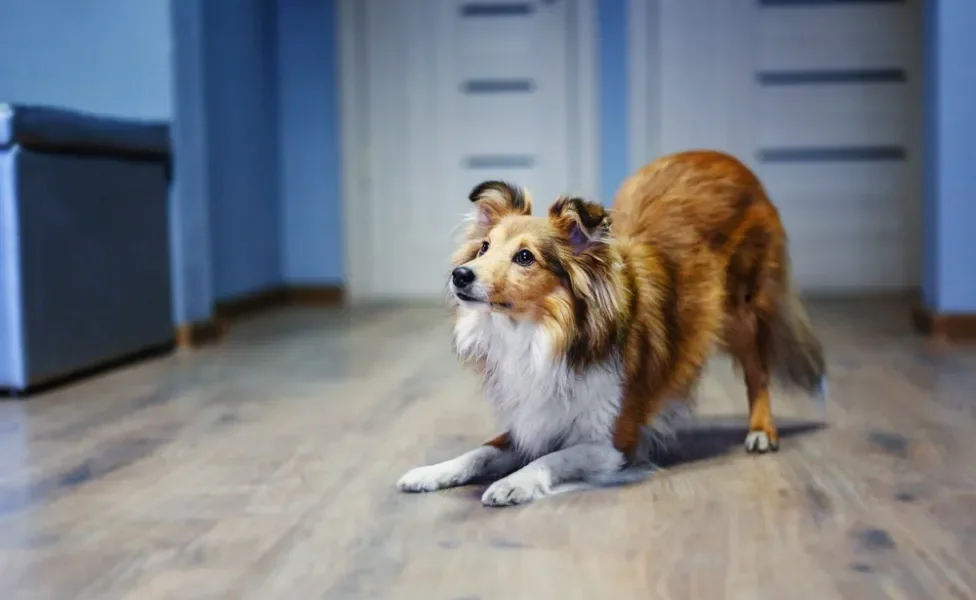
[481,468,550,507]
[397,463,462,493]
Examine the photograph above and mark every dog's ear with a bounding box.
[468,180,532,229]
[548,196,612,254]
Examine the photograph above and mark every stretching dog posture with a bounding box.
[397,150,826,507]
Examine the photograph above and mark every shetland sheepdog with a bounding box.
[397,150,826,507]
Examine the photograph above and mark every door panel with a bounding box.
[647,0,922,293]
[441,0,572,217]
[355,0,585,299]
[750,0,922,292]
[758,4,913,71]
[757,84,909,149]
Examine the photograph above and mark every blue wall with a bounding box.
[923,0,976,313]
[277,0,344,285]
[201,0,283,301]
[0,0,171,118]
[170,0,344,320]
[0,0,216,329]
[598,0,629,205]
[170,0,215,325]
[0,0,346,326]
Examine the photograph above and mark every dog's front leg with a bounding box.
[481,442,626,507]
[397,435,524,493]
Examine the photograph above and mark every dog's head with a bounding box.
[448,180,614,319]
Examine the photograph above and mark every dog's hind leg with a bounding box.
[727,292,780,454]
[740,321,779,453]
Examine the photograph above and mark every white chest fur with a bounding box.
[453,308,624,459]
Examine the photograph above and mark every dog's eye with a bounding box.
[513,249,535,266]
[479,241,490,255]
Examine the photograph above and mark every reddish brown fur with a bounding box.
[608,150,825,456]
[455,151,825,460]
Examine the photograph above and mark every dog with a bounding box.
[397,150,826,507]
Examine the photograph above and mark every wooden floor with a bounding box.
[1,299,975,599]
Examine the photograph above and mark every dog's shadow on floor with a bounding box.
[653,415,827,469]
[453,416,827,501]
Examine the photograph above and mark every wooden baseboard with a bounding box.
[178,285,343,349]
[912,307,976,343]
[906,286,923,310]
[175,318,226,348]
[284,285,344,306]
[212,284,345,319]
[214,287,290,321]
[214,284,344,320]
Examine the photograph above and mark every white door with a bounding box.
[632,0,923,294]
[341,0,598,302]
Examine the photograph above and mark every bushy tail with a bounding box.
[769,265,827,399]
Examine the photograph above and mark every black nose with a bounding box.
[452,266,476,288]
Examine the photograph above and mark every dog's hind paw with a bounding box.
[744,430,779,454]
